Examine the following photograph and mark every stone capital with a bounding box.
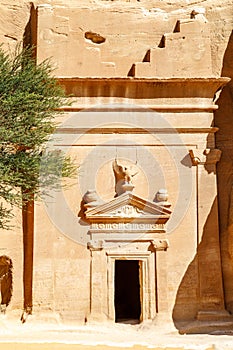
[87,240,104,251]
[150,239,169,252]
[189,149,222,166]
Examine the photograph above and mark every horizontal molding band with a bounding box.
[58,105,218,112]
[56,127,219,134]
[54,144,198,147]
[58,77,230,84]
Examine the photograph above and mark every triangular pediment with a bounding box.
[85,193,171,222]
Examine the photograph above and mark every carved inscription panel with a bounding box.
[90,222,164,232]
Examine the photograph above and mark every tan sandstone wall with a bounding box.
[0,0,232,324]
[0,0,232,75]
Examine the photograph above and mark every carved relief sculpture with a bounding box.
[112,159,137,196]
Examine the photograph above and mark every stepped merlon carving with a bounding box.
[129,8,213,78]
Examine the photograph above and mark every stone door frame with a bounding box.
[106,250,156,322]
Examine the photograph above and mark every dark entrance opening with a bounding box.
[114,260,141,323]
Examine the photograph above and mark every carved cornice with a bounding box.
[58,77,230,100]
[189,148,222,166]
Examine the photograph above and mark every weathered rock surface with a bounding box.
[0,0,233,328]
[0,0,232,76]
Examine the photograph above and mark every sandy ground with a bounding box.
[0,345,216,350]
[1,313,233,350]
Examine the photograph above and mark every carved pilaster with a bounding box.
[190,147,226,319]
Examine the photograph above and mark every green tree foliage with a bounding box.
[0,45,76,228]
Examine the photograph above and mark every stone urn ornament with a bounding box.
[155,189,171,208]
[83,190,103,208]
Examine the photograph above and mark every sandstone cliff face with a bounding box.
[215,31,233,313]
[0,0,232,75]
[0,1,30,50]
[0,0,233,316]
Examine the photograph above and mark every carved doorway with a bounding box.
[114,260,141,324]
[85,191,171,323]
